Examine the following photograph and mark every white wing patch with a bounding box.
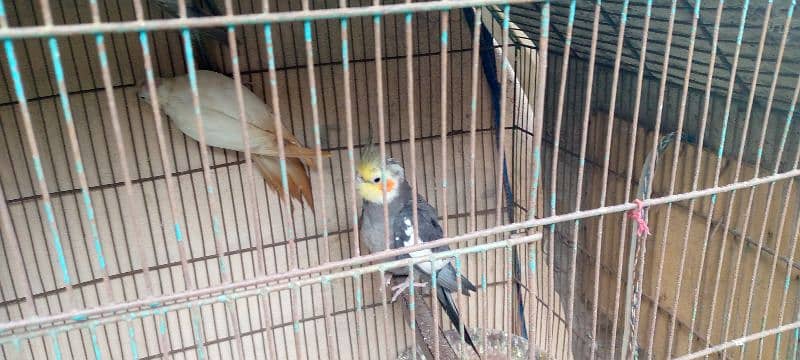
[402,218,420,248]
[403,218,414,242]
[401,217,449,274]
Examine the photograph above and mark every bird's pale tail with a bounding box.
[253,155,315,210]
[282,143,332,169]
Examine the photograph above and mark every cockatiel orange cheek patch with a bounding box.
[385,179,396,192]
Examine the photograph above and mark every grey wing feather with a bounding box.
[185,3,232,45]
[389,194,479,354]
[392,196,476,294]
[436,263,477,295]
[390,195,445,250]
[387,196,441,275]
[199,0,222,16]
[152,0,238,46]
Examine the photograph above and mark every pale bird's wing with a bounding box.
[158,92,321,160]
[157,98,273,154]
[157,71,272,152]
[190,71,310,149]
[155,70,326,211]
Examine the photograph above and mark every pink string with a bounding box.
[627,199,651,238]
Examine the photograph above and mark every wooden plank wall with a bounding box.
[538,47,800,359]
[573,112,800,359]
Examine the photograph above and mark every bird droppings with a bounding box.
[396,328,550,360]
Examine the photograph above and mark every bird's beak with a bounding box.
[355,176,364,185]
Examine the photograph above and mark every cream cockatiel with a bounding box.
[138,70,329,209]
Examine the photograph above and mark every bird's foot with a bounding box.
[383,273,393,286]
[390,279,427,302]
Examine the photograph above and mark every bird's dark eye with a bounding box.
[373,177,381,183]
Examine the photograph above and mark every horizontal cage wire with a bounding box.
[0,0,798,359]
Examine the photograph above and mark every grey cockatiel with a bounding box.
[356,145,479,355]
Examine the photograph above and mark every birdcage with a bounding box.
[1,0,799,359]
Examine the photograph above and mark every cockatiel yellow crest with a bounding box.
[355,143,402,204]
[138,70,330,209]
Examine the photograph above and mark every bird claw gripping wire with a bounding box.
[627,199,651,238]
[390,278,428,302]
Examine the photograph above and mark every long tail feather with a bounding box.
[438,287,480,357]
[282,143,332,168]
[285,157,314,210]
[437,264,478,296]
[252,155,284,197]
[253,155,315,210]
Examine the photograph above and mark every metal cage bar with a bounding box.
[589,1,628,358]
[611,0,650,355]
[702,0,754,353]
[1,1,799,359]
[656,0,702,358]
[682,0,726,355]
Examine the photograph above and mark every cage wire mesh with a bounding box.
[0,0,799,359]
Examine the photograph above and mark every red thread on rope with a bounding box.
[628,199,650,237]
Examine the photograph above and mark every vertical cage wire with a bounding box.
[566,2,601,354]
[654,0,701,358]
[680,0,725,356]
[743,1,798,355]
[588,0,627,358]
[610,0,645,357]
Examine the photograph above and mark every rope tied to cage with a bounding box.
[627,228,647,360]
[624,131,679,359]
[626,197,650,360]
[627,199,651,238]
